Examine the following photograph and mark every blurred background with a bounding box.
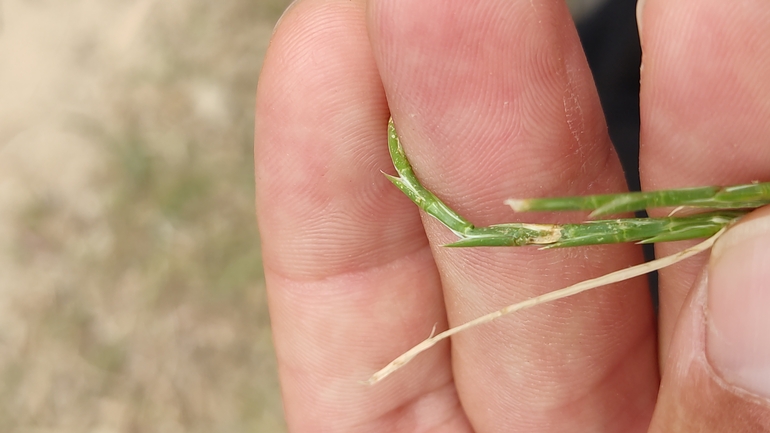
[0,0,637,431]
[1,0,290,431]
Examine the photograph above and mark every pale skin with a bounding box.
[255,0,770,432]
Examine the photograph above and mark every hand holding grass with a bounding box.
[366,120,769,385]
[255,0,770,431]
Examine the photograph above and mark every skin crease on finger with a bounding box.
[368,0,658,431]
[638,0,770,364]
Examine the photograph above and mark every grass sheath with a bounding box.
[385,118,754,248]
[507,183,770,217]
[369,118,760,385]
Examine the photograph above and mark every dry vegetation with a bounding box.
[0,0,290,431]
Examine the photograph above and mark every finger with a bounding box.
[648,207,770,432]
[255,1,471,431]
[369,1,657,431]
[638,0,770,362]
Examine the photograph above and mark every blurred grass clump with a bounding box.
[1,0,291,431]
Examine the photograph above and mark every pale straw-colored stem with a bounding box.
[365,227,725,385]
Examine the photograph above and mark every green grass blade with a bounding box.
[445,211,746,248]
[385,119,750,248]
[386,119,474,235]
[507,183,770,217]
[547,211,744,247]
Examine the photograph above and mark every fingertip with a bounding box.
[367,0,616,221]
[640,0,770,188]
[257,0,416,279]
[256,3,465,429]
[651,223,770,431]
[707,207,770,398]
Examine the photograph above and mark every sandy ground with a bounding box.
[0,0,288,431]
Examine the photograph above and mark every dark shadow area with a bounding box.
[576,0,659,308]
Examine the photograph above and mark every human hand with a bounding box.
[254,1,770,431]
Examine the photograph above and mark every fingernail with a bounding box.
[636,0,647,37]
[707,212,770,397]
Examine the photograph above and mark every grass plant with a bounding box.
[369,119,763,384]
